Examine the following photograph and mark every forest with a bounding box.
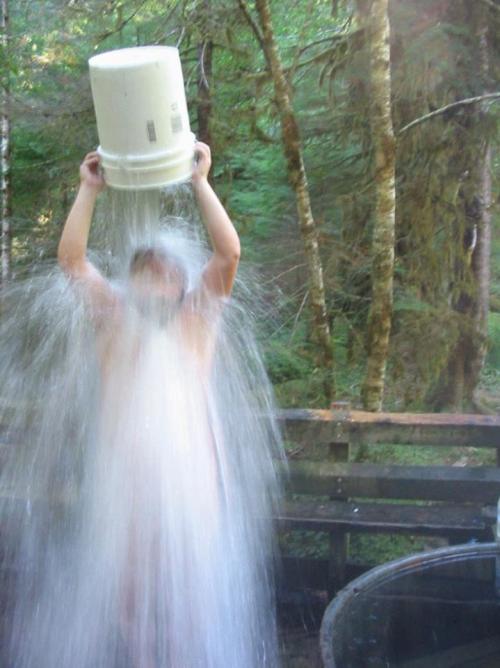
[1,0,499,413]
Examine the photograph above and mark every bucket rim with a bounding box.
[97,135,195,166]
[89,45,180,69]
[105,170,192,191]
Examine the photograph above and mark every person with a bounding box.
[58,142,240,367]
[56,142,241,667]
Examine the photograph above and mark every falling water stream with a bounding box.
[0,187,282,667]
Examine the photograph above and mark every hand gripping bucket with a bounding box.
[88,46,195,190]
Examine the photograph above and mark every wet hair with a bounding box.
[129,245,187,300]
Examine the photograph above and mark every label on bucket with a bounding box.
[171,115,183,134]
[146,121,157,142]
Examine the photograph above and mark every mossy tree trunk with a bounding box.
[460,6,492,408]
[431,1,492,411]
[468,150,492,401]
[358,0,396,411]
[196,0,213,148]
[246,0,334,400]
[0,0,11,284]
[197,39,213,146]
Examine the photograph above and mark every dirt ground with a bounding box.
[279,627,322,667]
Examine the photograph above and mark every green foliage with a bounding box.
[265,339,313,385]
[221,143,290,247]
[349,534,428,568]
[488,313,500,369]
[279,530,330,560]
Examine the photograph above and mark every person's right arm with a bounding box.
[58,152,116,318]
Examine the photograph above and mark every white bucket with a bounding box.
[88,46,195,190]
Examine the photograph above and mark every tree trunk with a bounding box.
[430,1,492,411]
[0,0,11,284]
[464,14,492,406]
[197,39,213,146]
[252,0,335,401]
[359,0,396,411]
[196,0,213,183]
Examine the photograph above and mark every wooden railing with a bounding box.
[276,405,500,595]
[1,408,500,600]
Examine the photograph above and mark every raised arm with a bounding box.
[192,142,240,297]
[58,152,115,317]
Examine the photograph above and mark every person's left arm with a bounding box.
[192,142,240,298]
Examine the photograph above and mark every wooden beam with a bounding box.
[278,408,500,448]
[276,499,494,537]
[285,460,500,503]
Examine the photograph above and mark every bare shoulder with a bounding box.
[180,287,227,325]
[88,283,122,330]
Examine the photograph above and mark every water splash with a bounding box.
[0,186,283,667]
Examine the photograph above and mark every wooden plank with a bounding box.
[278,408,500,448]
[276,499,495,537]
[328,530,347,597]
[326,433,350,596]
[285,460,500,503]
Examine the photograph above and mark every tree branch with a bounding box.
[237,0,266,59]
[243,44,344,85]
[95,0,150,45]
[199,41,209,89]
[176,26,186,48]
[480,0,500,13]
[398,92,500,135]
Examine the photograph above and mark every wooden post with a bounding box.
[328,401,350,596]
